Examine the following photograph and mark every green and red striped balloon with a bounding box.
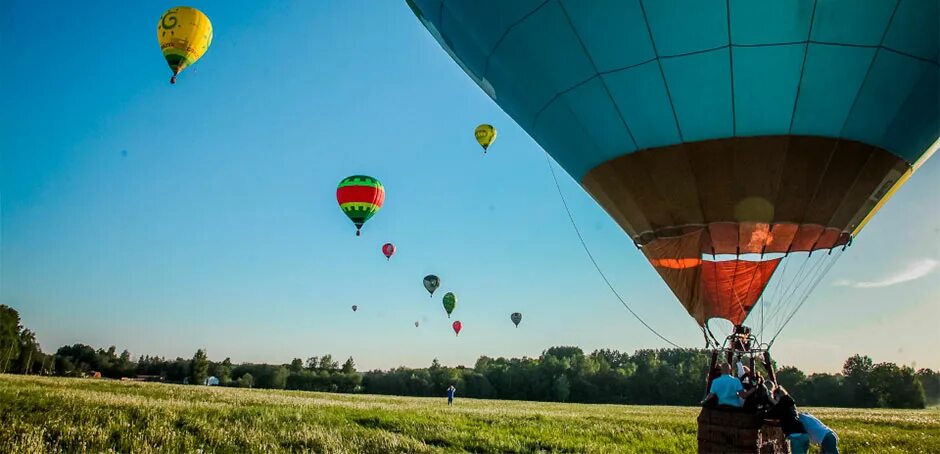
[336,175,384,236]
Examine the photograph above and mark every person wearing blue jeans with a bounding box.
[800,412,839,454]
[446,385,456,406]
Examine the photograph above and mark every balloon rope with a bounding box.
[753,243,792,343]
[768,249,843,348]
[542,151,681,348]
[765,253,817,331]
[769,252,830,331]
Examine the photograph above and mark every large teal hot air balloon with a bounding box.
[409,0,938,335]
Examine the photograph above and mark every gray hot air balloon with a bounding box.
[423,275,440,297]
[511,312,522,328]
[351,305,358,312]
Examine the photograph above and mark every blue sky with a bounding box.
[2,1,937,373]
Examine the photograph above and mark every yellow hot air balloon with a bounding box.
[157,7,213,84]
[474,124,496,153]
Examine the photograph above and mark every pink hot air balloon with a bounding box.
[382,242,396,260]
[452,320,462,336]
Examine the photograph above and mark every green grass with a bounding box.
[1,375,937,453]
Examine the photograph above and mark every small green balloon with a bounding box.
[442,292,457,318]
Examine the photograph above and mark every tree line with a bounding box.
[2,305,936,408]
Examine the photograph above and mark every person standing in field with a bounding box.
[446,384,456,406]
[799,412,839,453]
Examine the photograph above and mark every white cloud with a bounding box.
[834,258,938,288]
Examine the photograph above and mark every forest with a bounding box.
[2,304,936,408]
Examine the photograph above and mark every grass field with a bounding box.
[1,375,937,453]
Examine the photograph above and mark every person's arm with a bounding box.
[738,386,758,399]
[699,392,716,405]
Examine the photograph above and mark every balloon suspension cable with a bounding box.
[542,150,681,348]
[701,327,710,348]
[767,248,844,348]
[705,324,720,348]
[768,250,834,331]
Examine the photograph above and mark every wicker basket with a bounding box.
[697,406,789,453]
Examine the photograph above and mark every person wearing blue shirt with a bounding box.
[799,412,839,453]
[704,363,757,407]
[446,385,456,406]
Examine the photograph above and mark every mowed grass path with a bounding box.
[1,375,937,453]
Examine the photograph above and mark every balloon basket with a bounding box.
[697,326,789,453]
[697,406,789,453]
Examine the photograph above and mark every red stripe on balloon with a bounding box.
[336,185,385,206]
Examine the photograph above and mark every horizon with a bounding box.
[3,1,938,375]
[9,306,934,376]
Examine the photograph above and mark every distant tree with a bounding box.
[0,305,23,373]
[341,357,356,374]
[237,372,254,388]
[462,371,494,398]
[166,357,190,382]
[111,349,134,377]
[14,329,44,374]
[190,349,209,385]
[590,349,631,369]
[776,366,806,393]
[801,373,847,406]
[289,358,304,373]
[218,358,232,385]
[54,344,99,376]
[552,375,571,402]
[269,366,289,389]
[842,354,877,407]
[916,368,940,405]
[543,346,584,362]
[428,359,461,393]
[319,354,338,372]
[870,363,925,408]
[305,356,319,371]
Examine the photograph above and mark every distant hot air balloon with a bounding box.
[157,7,213,84]
[382,243,396,260]
[442,292,456,318]
[415,321,420,328]
[511,312,522,328]
[452,320,462,336]
[423,275,440,297]
[474,124,497,152]
[336,175,385,236]
[351,305,358,312]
